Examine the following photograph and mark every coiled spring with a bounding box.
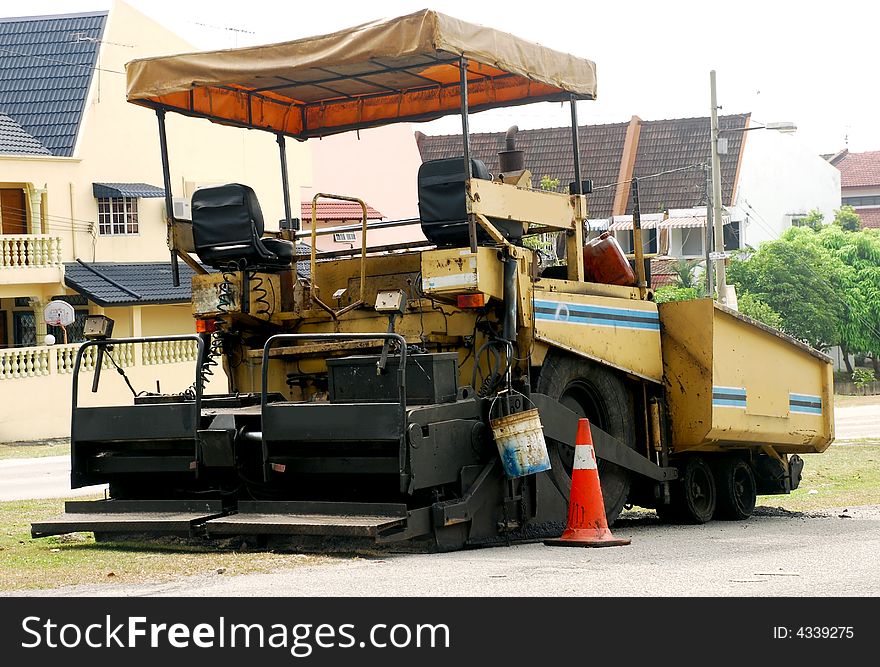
[182,330,223,400]
[247,270,273,316]
[217,267,237,314]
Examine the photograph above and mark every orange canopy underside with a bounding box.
[126,10,597,139]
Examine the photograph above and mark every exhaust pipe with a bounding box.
[498,125,524,173]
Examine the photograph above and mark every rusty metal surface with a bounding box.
[261,338,385,359]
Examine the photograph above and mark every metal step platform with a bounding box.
[30,500,226,538]
[203,500,410,539]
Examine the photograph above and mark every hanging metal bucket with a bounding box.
[490,407,551,478]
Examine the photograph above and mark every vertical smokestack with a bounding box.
[498,125,524,173]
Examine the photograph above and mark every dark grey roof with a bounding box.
[0,10,107,156]
[294,242,312,279]
[0,112,50,154]
[66,254,310,306]
[93,182,166,198]
[64,261,197,307]
[417,122,628,218]
[630,114,748,215]
[416,114,749,218]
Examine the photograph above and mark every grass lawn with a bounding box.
[0,496,328,591]
[758,444,880,512]
[0,440,70,460]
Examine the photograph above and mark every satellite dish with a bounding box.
[43,300,76,327]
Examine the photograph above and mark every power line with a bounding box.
[591,163,706,192]
[0,48,125,75]
[0,203,96,231]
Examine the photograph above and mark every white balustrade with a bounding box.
[0,235,63,268]
[3,339,197,382]
[143,339,198,366]
[0,346,51,379]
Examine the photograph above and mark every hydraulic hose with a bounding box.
[502,251,518,343]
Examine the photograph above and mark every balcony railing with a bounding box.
[0,234,63,268]
[143,339,198,365]
[0,346,50,379]
[1,340,196,381]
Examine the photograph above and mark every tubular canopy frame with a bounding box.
[126,9,596,139]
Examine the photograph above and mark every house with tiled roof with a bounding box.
[300,200,390,252]
[417,114,840,286]
[0,1,307,440]
[301,123,426,250]
[828,150,880,229]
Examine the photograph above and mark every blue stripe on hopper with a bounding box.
[712,386,747,408]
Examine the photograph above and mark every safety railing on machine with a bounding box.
[307,193,369,319]
[260,331,409,428]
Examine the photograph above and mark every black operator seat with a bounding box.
[417,157,525,247]
[191,183,293,270]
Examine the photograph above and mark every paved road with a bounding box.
[6,506,879,597]
[0,456,105,502]
[834,404,880,441]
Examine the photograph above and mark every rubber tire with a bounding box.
[712,457,757,520]
[536,353,636,524]
[659,457,717,524]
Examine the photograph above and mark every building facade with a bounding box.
[829,150,880,229]
[0,1,307,440]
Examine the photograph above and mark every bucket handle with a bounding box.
[489,389,536,421]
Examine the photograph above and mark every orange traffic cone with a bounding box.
[544,418,631,548]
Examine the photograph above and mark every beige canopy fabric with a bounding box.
[126,9,597,138]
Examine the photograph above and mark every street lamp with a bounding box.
[709,70,797,305]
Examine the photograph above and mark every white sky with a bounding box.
[16,0,880,153]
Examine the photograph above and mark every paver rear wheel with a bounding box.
[536,353,636,524]
[712,457,756,520]
[658,457,716,524]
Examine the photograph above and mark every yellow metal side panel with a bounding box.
[467,179,577,229]
[658,299,715,448]
[707,308,833,453]
[313,253,422,304]
[420,247,504,300]
[659,299,833,454]
[534,291,663,382]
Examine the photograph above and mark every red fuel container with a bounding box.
[583,231,636,286]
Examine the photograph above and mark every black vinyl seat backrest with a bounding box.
[417,157,525,247]
[191,183,292,270]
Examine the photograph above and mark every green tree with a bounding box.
[727,226,848,349]
[673,259,699,289]
[652,286,701,303]
[737,292,783,329]
[798,209,825,231]
[813,225,880,369]
[833,204,862,232]
[539,174,560,192]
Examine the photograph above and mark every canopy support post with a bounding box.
[459,57,477,253]
[569,95,582,195]
[156,109,179,287]
[277,133,294,238]
[631,177,648,299]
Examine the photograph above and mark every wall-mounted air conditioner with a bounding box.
[172,197,191,220]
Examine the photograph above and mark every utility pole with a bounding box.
[709,70,727,304]
[704,164,714,297]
